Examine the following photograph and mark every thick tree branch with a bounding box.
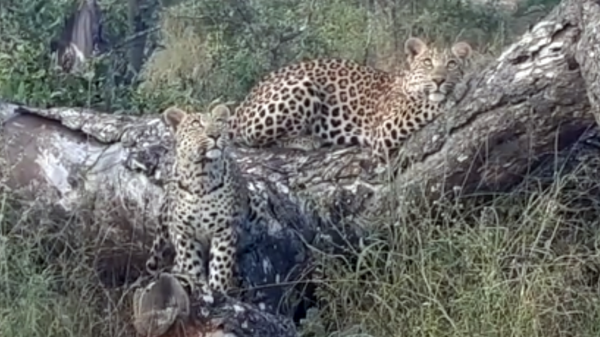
[131,273,298,337]
[383,0,595,211]
[574,0,600,121]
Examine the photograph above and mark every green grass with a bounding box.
[0,195,135,337]
[0,230,92,336]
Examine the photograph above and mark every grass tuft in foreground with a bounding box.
[304,157,600,337]
[0,195,137,337]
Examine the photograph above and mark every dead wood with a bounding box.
[2,0,600,334]
[0,100,358,336]
[131,273,298,337]
[383,0,600,214]
[50,0,105,74]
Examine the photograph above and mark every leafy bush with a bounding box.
[1,0,559,111]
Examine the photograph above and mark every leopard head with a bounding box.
[402,37,473,103]
[162,103,232,174]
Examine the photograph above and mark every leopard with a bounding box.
[226,36,473,162]
[145,103,253,296]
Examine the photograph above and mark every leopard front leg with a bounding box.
[146,222,170,276]
[208,227,238,294]
[171,232,212,294]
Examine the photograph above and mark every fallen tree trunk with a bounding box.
[131,273,298,337]
[387,0,598,211]
[1,0,600,334]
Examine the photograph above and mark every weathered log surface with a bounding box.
[132,273,298,337]
[388,0,599,209]
[0,102,336,304]
[2,0,600,334]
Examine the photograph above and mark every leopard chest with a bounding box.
[168,189,238,237]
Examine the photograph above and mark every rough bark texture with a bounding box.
[388,0,596,212]
[131,273,298,337]
[2,0,600,335]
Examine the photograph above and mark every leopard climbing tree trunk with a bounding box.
[0,0,599,335]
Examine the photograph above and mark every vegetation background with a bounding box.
[5,0,600,337]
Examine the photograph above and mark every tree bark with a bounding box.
[1,0,600,334]
[131,273,298,337]
[383,0,599,214]
[0,103,318,337]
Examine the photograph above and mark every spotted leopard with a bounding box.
[145,103,257,295]
[227,37,473,161]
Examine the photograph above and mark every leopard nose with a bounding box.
[432,77,445,86]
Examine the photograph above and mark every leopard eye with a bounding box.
[191,119,202,128]
[422,58,433,68]
[447,60,458,69]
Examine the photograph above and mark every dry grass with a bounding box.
[302,151,600,337]
[3,146,599,337]
[0,190,146,337]
[138,3,213,98]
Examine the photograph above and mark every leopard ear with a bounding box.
[404,37,428,61]
[210,104,231,124]
[163,106,187,132]
[451,41,473,60]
